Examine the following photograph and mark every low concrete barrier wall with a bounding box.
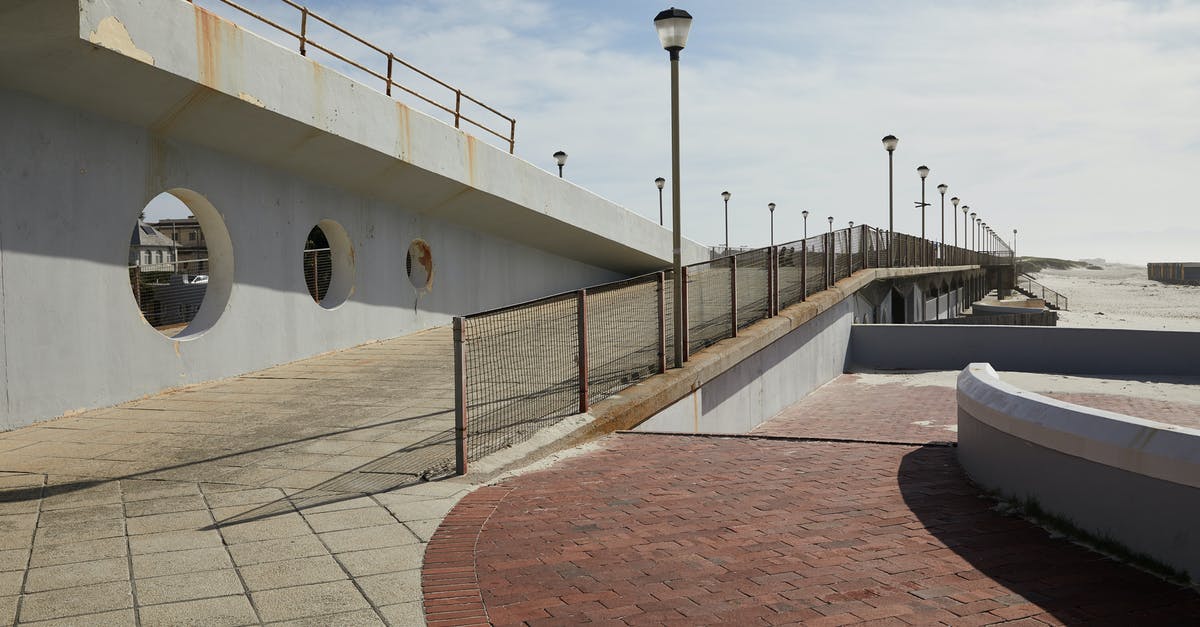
[957,363,1200,581]
[850,325,1200,375]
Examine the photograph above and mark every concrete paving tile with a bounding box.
[210,501,294,522]
[217,514,313,545]
[0,473,43,489]
[402,519,440,543]
[11,442,126,460]
[136,568,245,605]
[304,455,382,473]
[356,569,421,606]
[23,556,129,593]
[374,495,456,522]
[289,440,365,455]
[29,537,126,568]
[334,545,421,578]
[129,529,223,555]
[0,547,29,571]
[21,608,137,626]
[36,504,124,527]
[126,510,213,535]
[204,487,288,508]
[138,594,258,627]
[40,483,123,510]
[0,595,16,625]
[302,506,397,533]
[131,546,232,579]
[124,495,209,517]
[386,480,468,498]
[378,601,423,626]
[213,466,295,487]
[289,495,376,514]
[226,535,329,567]
[33,518,125,545]
[0,569,22,596]
[17,580,133,622]
[238,555,347,591]
[0,498,41,516]
[270,608,385,626]
[261,470,344,490]
[251,580,372,622]
[252,453,334,471]
[0,512,37,533]
[318,523,419,554]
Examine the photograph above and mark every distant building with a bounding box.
[129,220,178,271]
[152,217,208,273]
[1148,262,1200,285]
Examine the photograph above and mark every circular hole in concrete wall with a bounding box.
[128,189,233,340]
[303,220,354,309]
[406,239,433,291]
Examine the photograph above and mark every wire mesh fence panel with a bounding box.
[586,274,662,404]
[776,240,805,309]
[735,248,771,330]
[128,258,210,336]
[834,229,851,280]
[686,258,733,354]
[461,292,580,461]
[804,236,826,298]
[850,227,862,273]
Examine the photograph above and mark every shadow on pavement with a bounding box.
[897,446,1200,624]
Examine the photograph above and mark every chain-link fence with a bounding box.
[451,224,1016,473]
[128,258,210,336]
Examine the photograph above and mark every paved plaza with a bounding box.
[424,374,1200,626]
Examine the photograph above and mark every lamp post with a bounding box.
[936,183,947,246]
[950,197,960,246]
[962,205,970,250]
[882,135,898,265]
[969,211,977,249]
[721,191,731,252]
[1013,228,1018,256]
[802,210,809,239]
[768,202,776,246]
[827,215,833,234]
[553,151,567,177]
[655,177,665,226]
[917,166,929,240]
[654,7,692,369]
[848,220,854,229]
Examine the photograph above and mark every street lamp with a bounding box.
[969,211,977,249]
[950,197,960,246]
[654,6,693,369]
[553,151,567,177]
[848,220,854,229]
[936,183,947,246]
[962,205,970,250]
[827,215,833,234]
[917,165,929,239]
[1013,228,1018,256]
[802,210,809,239]
[722,191,731,251]
[768,202,776,246]
[882,135,898,265]
[655,177,666,226]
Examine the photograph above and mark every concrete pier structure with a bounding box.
[0,0,708,430]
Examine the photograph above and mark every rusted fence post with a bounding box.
[577,289,588,414]
[299,7,309,56]
[767,246,777,317]
[681,266,690,361]
[800,239,807,300]
[454,90,462,129]
[657,271,666,374]
[824,233,831,290]
[386,53,394,96]
[730,256,738,337]
[453,317,467,475]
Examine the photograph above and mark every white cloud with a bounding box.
[217,0,1200,264]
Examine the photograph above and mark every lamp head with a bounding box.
[827,216,833,223]
[655,177,665,190]
[881,134,899,152]
[962,205,969,214]
[802,210,809,218]
[653,8,693,52]
[950,196,960,208]
[767,202,776,212]
[721,190,731,202]
[553,151,567,166]
[937,183,948,194]
[917,165,930,179]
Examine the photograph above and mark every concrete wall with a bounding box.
[958,363,1200,581]
[849,325,1200,375]
[636,299,853,433]
[0,0,713,429]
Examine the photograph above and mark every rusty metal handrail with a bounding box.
[189,0,516,153]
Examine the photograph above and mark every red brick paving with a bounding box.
[1042,393,1200,430]
[752,374,958,443]
[427,434,1200,625]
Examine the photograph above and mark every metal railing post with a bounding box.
[386,53,394,96]
[800,239,808,300]
[453,317,467,476]
[657,271,666,374]
[824,233,831,290]
[730,256,738,337]
[768,247,777,316]
[577,289,589,413]
[681,266,690,361]
[455,90,462,129]
[299,7,309,56]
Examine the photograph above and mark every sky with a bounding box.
[159,0,1200,265]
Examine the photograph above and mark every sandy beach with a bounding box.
[1030,263,1200,331]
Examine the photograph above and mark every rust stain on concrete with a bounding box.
[194,6,221,88]
[466,136,478,187]
[88,16,154,65]
[409,239,434,291]
[396,101,412,161]
[237,92,266,108]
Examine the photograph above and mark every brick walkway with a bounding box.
[1042,393,1200,430]
[750,374,958,443]
[424,374,1200,626]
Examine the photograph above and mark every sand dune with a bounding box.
[1029,263,1200,331]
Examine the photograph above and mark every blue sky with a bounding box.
[152,0,1200,264]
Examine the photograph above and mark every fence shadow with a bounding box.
[896,446,1200,623]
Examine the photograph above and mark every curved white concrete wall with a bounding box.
[957,363,1200,581]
